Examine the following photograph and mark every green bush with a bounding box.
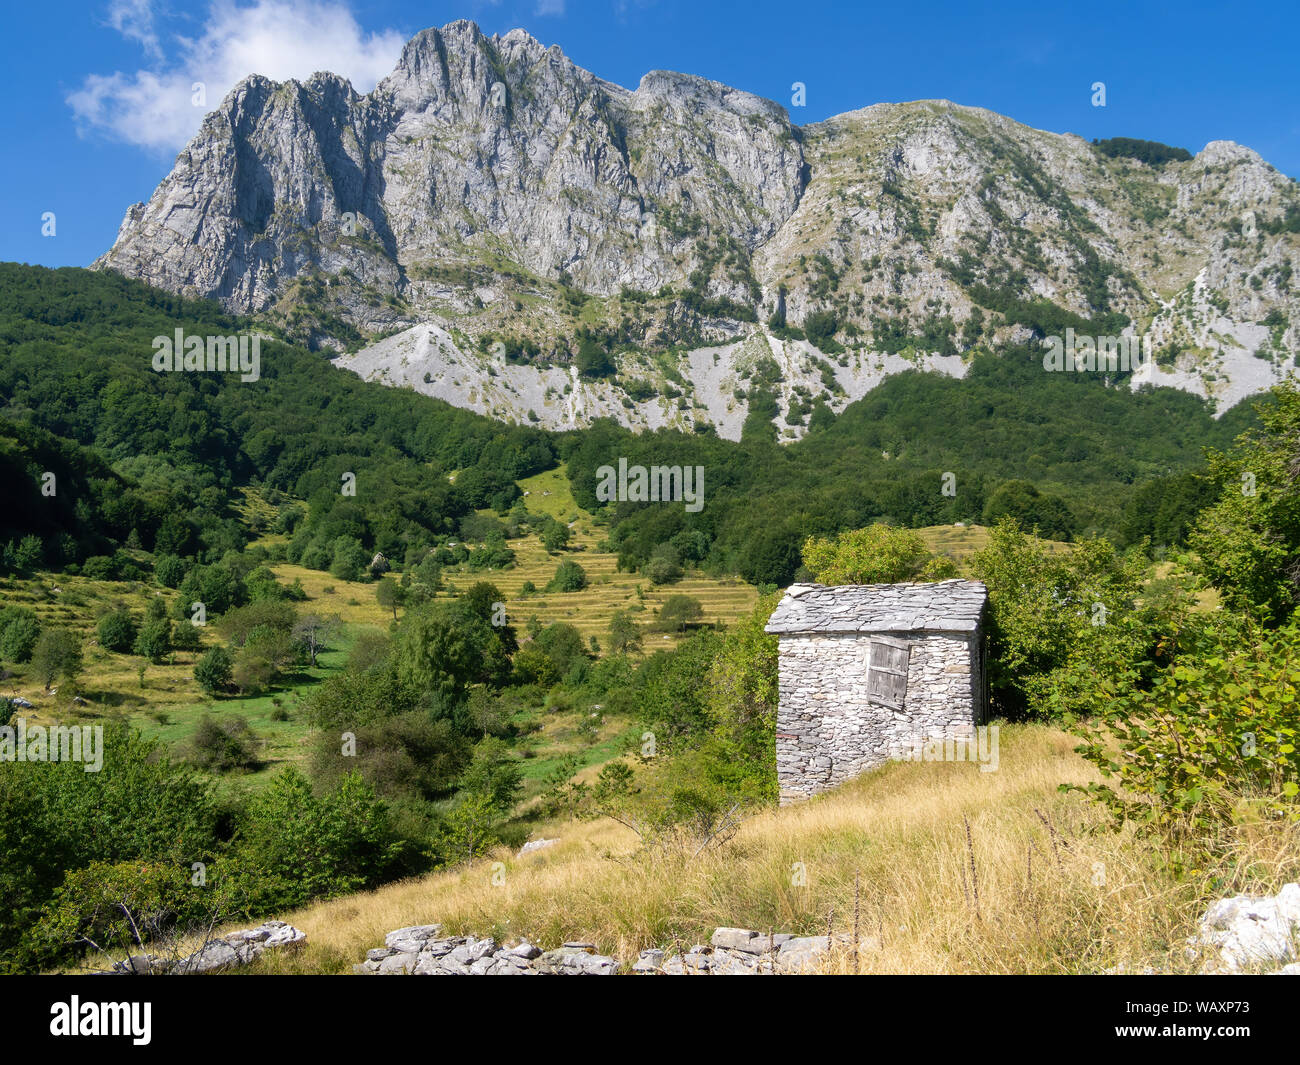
[154,554,187,588]
[0,607,41,663]
[195,646,234,696]
[802,524,957,584]
[94,611,136,652]
[170,620,203,652]
[545,559,588,593]
[229,768,402,911]
[30,629,83,689]
[189,713,260,771]
[970,518,1173,719]
[653,594,704,633]
[0,723,219,973]
[1067,612,1300,858]
[134,618,173,663]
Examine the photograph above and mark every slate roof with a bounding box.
[764,579,987,635]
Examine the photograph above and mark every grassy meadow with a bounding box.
[170,723,1299,976]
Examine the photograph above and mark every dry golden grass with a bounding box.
[915,523,1073,563]
[233,724,1299,975]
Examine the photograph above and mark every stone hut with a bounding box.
[764,579,989,803]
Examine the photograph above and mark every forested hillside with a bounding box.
[0,264,1256,588]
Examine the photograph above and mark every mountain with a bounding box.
[95,20,1300,438]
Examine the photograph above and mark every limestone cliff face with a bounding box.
[96,20,1299,430]
[96,21,804,326]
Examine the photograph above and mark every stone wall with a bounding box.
[354,924,839,975]
[776,629,979,803]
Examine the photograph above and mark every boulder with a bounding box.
[501,939,541,960]
[776,936,830,974]
[710,927,758,951]
[377,952,418,974]
[173,941,241,974]
[449,938,497,965]
[385,924,443,949]
[1190,883,1300,973]
[534,948,617,975]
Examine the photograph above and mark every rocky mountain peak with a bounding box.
[93,20,1298,437]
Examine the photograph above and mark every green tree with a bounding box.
[982,480,1075,542]
[194,645,234,697]
[434,792,500,865]
[14,535,43,572]
[576,336,615,378]
[0,723,218,973]
[541,520,571,554]
[133,618,173,663]
[329,536,368,582]
[655,594,704,633]
[233,767,397,910]
[702,592,782,802]
[608,609,642,654]
[802,524,957,584]
[154,554,187,589]
[0,607,41,663]
[394,603,491,706]
[969,517,1167,718]
[96,610,138,653]
[376,576,402,620]
[189,713,260,771]
[1189,381,1300,623]
[31,629,83,689]
[643,543,684,585]
[545,559,588,593]
[1067,611,1300,859]
[170,619,203,652]
[457,737,524,810]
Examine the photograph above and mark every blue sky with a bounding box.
[2,0,1297,269]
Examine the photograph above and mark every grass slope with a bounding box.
[202,724,1297,976]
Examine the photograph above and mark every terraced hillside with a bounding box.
[433,467,759,651]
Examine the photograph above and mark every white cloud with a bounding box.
[107,0,163,57]
[535,0,566,15]
[69,0,407,152]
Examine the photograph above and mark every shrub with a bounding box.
[608,609,642,653]
[540,520,571,553]
[154,554,187,589]
[1067,612,1300,860]
[30,629,83,689]
[170,620,203,652]
[232,647,276,694]
[188,713,260,771]
[970,518,1171,719]
[133,618,173,663]
[231,768,400,910]
[0,607,41,663]
[545,559,588,593]
[654,595,704,633]
[802,524,957,584]
[194,646,234,696]
[643,544,684,585]
[34,860,206,967]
